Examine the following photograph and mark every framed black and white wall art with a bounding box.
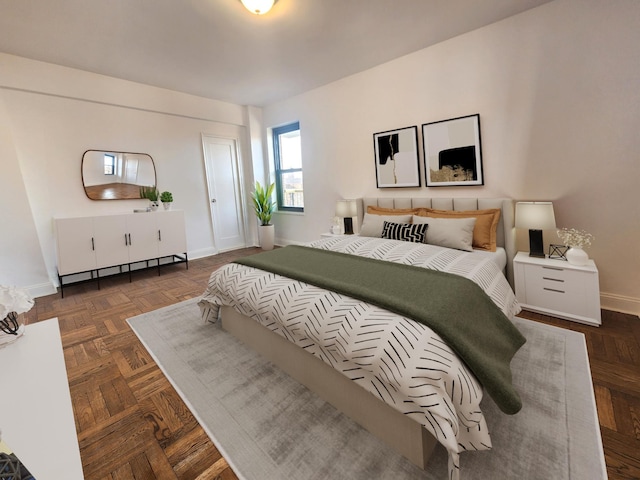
[373,126,420,188]
[422,114,484,187]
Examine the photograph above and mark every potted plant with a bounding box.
[160,191,173,210]
[251,181,275,250]
[139,185,160,211]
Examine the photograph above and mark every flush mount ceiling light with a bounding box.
[240,0,276,15]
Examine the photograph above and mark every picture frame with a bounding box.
[422,114,484,187]
[373,126,420,188]
[549,244,569,261]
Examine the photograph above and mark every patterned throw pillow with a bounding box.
[381,221,428,243]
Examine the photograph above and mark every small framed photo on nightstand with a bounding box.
[548,244,568,260]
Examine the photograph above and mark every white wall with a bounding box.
[0,95,51,295]
[262,0,640,315]
[0,53,257,295]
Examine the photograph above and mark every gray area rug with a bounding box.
[127,299,606,480]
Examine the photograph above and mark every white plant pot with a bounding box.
[258,224,275,251]
[566,247,589,266]
[162,202,172,210]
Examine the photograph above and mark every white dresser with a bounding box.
[513,251,601,326]
[54,210,187,296]
[0,319,84,479]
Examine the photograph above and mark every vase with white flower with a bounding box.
[557,228,594,266]
[0,285,35,347]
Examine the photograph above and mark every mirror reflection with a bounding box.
[82,150,156,200]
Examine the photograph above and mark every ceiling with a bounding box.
[0,0,552,107]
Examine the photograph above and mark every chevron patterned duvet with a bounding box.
[198,236,522,476]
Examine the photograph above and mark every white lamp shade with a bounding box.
[335,199,357,218]
[515,202,556,230]
[240,0,275,14]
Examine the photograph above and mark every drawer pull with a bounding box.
[543,287,565,294]
[542,266,564,271]
[542,277,564,283]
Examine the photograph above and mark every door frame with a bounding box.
[201,133,249,254]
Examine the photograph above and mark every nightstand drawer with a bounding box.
[526,283,586,317]
[525,264,585,295]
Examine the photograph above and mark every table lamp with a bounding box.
[515,201,556,257]
[335,199,357,235]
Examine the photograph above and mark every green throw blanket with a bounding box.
[235,245,526,414]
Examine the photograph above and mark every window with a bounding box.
[104,154,115,175]
[273,122,303,212]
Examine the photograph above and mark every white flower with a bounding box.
[557,228,594,249]
[0,286,34,319]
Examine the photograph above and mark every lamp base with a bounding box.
[528,229,545,257]
[343,217,354,235]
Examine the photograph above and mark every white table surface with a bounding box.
[0,318,84,479]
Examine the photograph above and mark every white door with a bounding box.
[202,135,247,252]
[124,158,139,184]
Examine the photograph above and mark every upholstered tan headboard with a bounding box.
[358,197,516,286]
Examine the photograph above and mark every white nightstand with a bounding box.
[514,251,601,326]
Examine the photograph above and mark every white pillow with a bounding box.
[360,213,412,237]
[412,215,476,251]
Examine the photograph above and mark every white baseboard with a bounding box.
[193,240,299,255]
[218,244,256,254]
[188,247,219,260]
[275,237,305,247]
[28,281,58,299]
[189,244,264,260]
[600,292,640,318]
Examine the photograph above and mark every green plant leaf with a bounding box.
[251,181,275,226]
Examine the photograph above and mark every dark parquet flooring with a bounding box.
[24,248,640,479]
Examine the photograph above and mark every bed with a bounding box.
[198,197,523,479]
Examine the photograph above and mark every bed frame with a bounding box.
[220,197,515,469]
